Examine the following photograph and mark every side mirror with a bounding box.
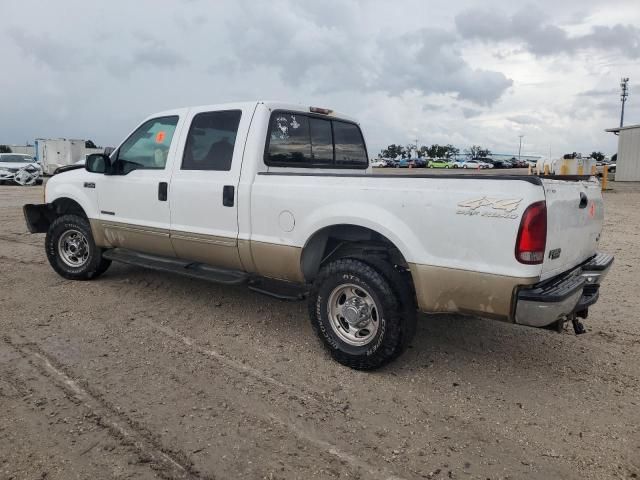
[85,153,111,174]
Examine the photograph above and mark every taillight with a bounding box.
[515,201,547,264]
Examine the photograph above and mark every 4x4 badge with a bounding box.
[457,197,522,212]
[456,197,522,219]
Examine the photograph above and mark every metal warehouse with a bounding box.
[606,124,640,181]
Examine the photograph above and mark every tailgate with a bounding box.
[541,178,603,280]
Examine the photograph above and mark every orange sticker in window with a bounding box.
[155,131,166,143]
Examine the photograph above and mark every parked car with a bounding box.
[514,159,530,168]
[451,159,465,168]
[396,158,415,168]
[475,158,494,168]
[484,159,507,168]
[24,100,613,370]
[0,153,43,185]
[370,159,386,168]
[461,159,489,169]
[427,158,452,168]
[413,158,427,168]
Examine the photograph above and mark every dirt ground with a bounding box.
[0,181,638,480]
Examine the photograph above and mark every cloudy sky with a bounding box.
[1,0,639,158]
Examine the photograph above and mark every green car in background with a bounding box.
[427,158,453,168]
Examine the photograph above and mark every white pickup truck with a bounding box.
[24,101,613,370]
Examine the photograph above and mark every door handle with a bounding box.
[223,185,234,207]
[579,192,588,208]
[158,182,168,201]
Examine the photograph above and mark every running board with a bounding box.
[248,279,308,301]
[102,248,249,285]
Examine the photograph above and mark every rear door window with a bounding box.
[182,110,242,171]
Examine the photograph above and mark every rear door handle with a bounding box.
[223,185,234,207]
[579,192,588,208]
[158,182,168,201]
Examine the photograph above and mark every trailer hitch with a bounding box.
[549,312,587,334]
[569,313,586,335]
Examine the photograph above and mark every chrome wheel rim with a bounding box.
[327,283,381,346]
[58,229,89,268]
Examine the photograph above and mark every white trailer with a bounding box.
[35,139,86,175]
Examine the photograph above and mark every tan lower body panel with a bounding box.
[248,241,304,283]
[90,220,175,257]
[171,231,243,271]
[90,219,303,281]
[409,263,538,321]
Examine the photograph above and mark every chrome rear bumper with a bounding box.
[514,253,613,327]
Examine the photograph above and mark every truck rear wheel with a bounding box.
[308,258,416,370]
[45,214,111,280]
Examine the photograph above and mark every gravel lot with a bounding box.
[1,178,638,480]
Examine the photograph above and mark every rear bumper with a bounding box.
[514,252,613,327]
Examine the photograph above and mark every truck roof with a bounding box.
[150,101,359,124]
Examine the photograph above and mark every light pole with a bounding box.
[518,135,524,161]
[620,77,629,128]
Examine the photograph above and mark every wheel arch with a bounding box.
[51,197,88,218]
[24,196,90,234]
[300,223,412,283]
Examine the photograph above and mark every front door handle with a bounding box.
[158,182,168,201]
[223,185,234,207]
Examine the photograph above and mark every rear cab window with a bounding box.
[265,111,368,169]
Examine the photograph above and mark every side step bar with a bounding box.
[248,279,307,301]
[102,248,249,285]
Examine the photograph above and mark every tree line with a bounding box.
[379,144,611,162]
[379,143,491,159]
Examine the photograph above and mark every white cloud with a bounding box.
[0,0,638,158]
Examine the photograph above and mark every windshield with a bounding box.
[0,155,35,163]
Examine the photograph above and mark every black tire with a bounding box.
[45,214,111,280]
[308,258,417,370]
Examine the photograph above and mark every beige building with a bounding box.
[606,124,640,181]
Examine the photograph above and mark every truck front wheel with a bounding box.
[308,258,416,370]
[45,214,111,280]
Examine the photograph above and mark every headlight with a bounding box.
[0,168,10,175]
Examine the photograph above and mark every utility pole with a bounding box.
[620,77,629,128]
[518,135,524,161]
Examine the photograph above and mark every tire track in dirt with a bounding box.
[3,335,207,480]
[5,332,411,480]
[0,232,43,247]
[143,318,412,479]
